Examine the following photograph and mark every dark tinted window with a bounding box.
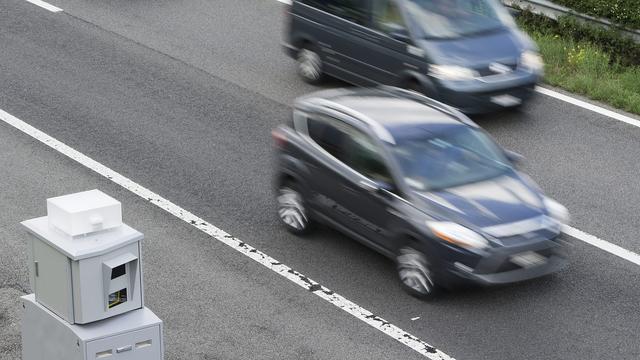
[301,0,369,25]
[111,264,126,279]
[307,115,393,184]
[343,129,394,184]
[307,116,347,161]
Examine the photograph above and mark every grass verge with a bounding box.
[520,23,640,115]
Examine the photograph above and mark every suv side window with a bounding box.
[343,128,394,185]
[306,115,394,185]
[302,0,369,25]
[371,0,407,35]
[306,116,348,161]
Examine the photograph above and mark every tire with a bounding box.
[277,181,312,235]
[297,45,325,85]
[396,246,439,299]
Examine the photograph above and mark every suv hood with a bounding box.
[416,172,546,231]
[417,28,531,68]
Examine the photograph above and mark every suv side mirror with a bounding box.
[505,150,524,164]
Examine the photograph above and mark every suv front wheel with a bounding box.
[396,246,438,299]
[277,182,312,234]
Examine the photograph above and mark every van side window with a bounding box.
[303,0,369,25]
[371,0,407,34]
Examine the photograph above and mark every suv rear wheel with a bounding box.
[277,182,312,234]
[297,45,325,84]
[396,246,438,299]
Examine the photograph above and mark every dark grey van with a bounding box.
[282,0,544,114]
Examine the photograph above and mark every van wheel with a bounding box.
[396,246,438,299]
[297,46,325,84]
[277,182,312,235]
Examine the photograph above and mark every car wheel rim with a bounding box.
[298,49,321,81]
[277,187,308,231]
[397,247,434,295]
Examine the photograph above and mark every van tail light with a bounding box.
[272,128,288,149]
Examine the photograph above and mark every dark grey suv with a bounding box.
[272,87,568,298]
[283,0,543,113]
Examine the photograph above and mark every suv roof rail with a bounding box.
[376,85,477,127]
[308,98,397,144]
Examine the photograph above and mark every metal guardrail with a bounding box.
[502,0,640,43]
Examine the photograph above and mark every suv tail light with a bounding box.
[272,128,287,149]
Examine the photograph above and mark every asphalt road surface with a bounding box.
[1,0,639,359]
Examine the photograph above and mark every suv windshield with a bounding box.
[392,125,511,191]
[404,0,515,39]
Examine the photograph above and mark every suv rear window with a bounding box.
[300,0,369,25]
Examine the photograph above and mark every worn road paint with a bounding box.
[25,0,62,12]
[0,108,454,359]
[536,87,640,130]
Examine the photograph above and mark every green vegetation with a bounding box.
[525,29,640,114]
[513,10,640,115]
[552,0,640,29]
[518,11,640,66]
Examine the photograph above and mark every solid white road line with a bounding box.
[25,0,62,12]
[563,225,640,266]
[535,87,640,129]
[0,108,453,359]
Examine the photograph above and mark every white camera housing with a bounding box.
[22,190,143,324]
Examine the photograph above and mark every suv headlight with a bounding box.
[426,221,489,249]
[543,197,569,224]
[429,65,479,81]
[520,51,544,73]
